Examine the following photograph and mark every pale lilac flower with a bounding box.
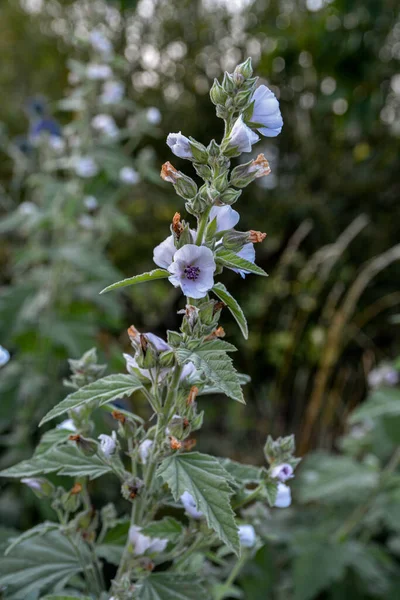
[180,361,197,382]
[209,205,240,232]
[75,156,99,178]
[21,478,42,491]
[139,439,153,464]
[250,85,283,137]
[86,63,113,80]
[56,418,77,432]
[153,231,196,269]
[21,477,53,497]
[90,30,113,56]
[100,81,124,104]
[119,166,140,184]
[0,346,10,367]
[271,463,294,483]
[227,115,259,153]
[274,483,292,508]
[231,243,255,278]
[92,114,118,138]
[144,333,171,353]
[129,526,167,555]
[168,244,216,299]
[146,107,162,125]
[98,431,117,457]
[167,132,193,159]
[368,364,399,388]
[84,196,98,211]
[124,331,171,381]
[19,202,37,216]
[238,525,256,548]
[180,491,203,519]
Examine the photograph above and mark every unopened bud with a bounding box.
[210,79,228,106]
[219,187,242,205]
[187,386,199,406]
[182,438,197,451]
[222,230,251,252]
[188,138,208,164]
[70,482,83,495]
[159,349,175,368]
[230,154,271,188]
[121,478,144,501]
[234,57,253,79]
[21,477,54,499]
[69,434,97,456]
[249,230,267,243]
[161,162,197,199]
[205,326,225,341]
[213,301,225,316]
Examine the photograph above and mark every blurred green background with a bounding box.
[1,0,400,597]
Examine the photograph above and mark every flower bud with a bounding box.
[248,230,267,243]
[222,72,235,94]
[223,115,259,157]
[166,415,185,439]
[234,87,254,109]
[167,132,193,159]
[181,491,203,519]
[210,79,228,106]
[188,139,208,164]
[274,483,292,508]
[213,170,229,192]
[69,434,97,456]
[159,349,175,368]
[160,161,181,184]
[238,524,256,548]
[222,230,251,252]
[21,477,54,499]
[219,187,242,205]
[230,154,271,188]
[193,163,212,180]
[121,478,144,501]
[187,386,199,406]
[271,463,294,482]
[98,431,117,457]
[234,58,253,79]
[161,162,197,199]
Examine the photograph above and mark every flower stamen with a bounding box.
[183,265,201,280]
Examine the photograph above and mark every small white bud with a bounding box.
[138,439,153,464]
[98,431,117,457]
[238,524,256,548]
[274,483,292,508]
[180,491,203,519]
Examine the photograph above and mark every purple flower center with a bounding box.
[184,265,200,281]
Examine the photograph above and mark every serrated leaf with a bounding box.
[0,530,91,600]
[0,445,112,480]
[212,283,248,339]
[138,573,208,599]
[157,452,239,555]
[5,522,60,556]
[100,269,169,294]
[216,249,268,277]
[142,517,184,542]
[176,345,244,404]
[349,388,400,423]
[39,374,143,426]
[219,458,262,485]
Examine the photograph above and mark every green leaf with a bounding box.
[157,452,239,555]
[0,530,91,600]
[100,269,169,294]
[138,573,208,599]
[142,517,184,543]
[219,458,262,486]
[349,388,400,423]
[296,453,379,505]
[5,522,59,556]
[215,249,268,277]
[0,445,112,480]
[39,374,143,426]
[41,596,92,600]
[176,345,244,404]
[212,282,248,339]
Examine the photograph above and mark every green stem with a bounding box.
[232,484,263,510]
[215,550,249,600]
[195,205,212,245]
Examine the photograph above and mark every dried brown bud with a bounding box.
[140,334,148,354]
[205,326,225,341]
[127,325,140,343]
[172,212,184,239]
[213,301,226,316]
[70,482,83,495]
[69,434,81,442]
[112,410,126,424]
[249,230,267,243]
[183,418,190,429]
[169,436,182,451]
[183,438,197,451]
[249,154,271,178]
[187,385,199,406]
[161,161,181,183]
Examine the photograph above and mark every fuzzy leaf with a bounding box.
[142,517,184,543]
[157,452,239,555]
[41,596,92,600]
[138,573,208,600]
[0,445,111,480]
[212,282,248,339]
[100,269,169,294]
[176,345,244,404]
[216,249,268,277]
[0,530,90,600]
[5,522,60,556]
[349,388,400,423]
[39,374,143,426]
[219,458,262,485]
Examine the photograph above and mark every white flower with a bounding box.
[129,526,167,556]
[86,63,113,80]
[75,156,99,178]
[238,524,256,548]
[84,196,98,211]
[92,114,118,138]
[209,205,240,232]
[146,107,162,125]
[274,483,292,508]
[90,30,113,56]
[168,244,216,299]
[56,418,77,432]
[231,243,255,278]
[180,361,197,382]
[0,346,10,367]
[48,136,65,152]
[180,491,203,519]
[368,364,399,388]
[78,215,95,230]
[153,231,195,269]
[19,202,37,216]
[100,80,125,104]
[227,115,259,153]
[98,431,117,457]
[119,166,140,184]
[166,132,193,159]
[124,331,171,382]
[250,85,283,138]
[21,478,42,491]
[139,439,153,464]
[271,463,294,483]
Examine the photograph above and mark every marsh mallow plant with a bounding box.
[0,59,298,600]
